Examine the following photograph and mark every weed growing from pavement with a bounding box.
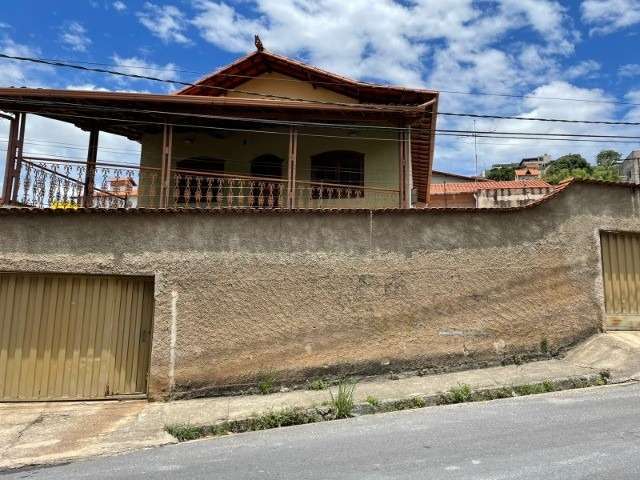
[258,373,276,395]
[366,395,380,407]
[308,379,328,390]
[330,380,356,418]
[540,338,549,354]
[165,373,610,442]
[445,384,473,403]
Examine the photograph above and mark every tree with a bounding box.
[596,150,621,168]
[485,166,515,181]
[543,152,621,184]
[543,154,591,184]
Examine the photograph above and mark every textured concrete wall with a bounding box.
[2,182,640,400]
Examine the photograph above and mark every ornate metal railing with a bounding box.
[6,158,400,209]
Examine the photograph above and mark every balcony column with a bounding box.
[1,113,17,204]
[286,126,298,208]
[10,113,26,203]
[398,127,410,209]
[83,128,99,207]
[159,124,173,208]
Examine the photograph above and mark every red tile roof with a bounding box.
[429,179,552,194]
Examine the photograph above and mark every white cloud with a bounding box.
[137,2,190,44]
[0,35,53,87]
[113,1,127,11]
[110,54,179,91]
[619,64,640,77]
[66,83,112,92]
[60,21,92,52]
[564,60,601,79]
[581,0,640,35]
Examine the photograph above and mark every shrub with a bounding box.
[366,395,380,407]
[258,373,276,395]
[309,379,328,391]
[446,384,473,404]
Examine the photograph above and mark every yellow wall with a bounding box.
[224,72,358,104]
[139,127,400,208]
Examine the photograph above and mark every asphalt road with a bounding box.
[5,383,640,479]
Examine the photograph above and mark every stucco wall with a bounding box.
[1,182,639,400]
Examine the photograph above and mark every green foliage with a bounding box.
[596,149,621,167]
[247,407,321,430]
[546,154,590,173]
[591,165,620,182]
[366,395,380,407]
[485,166,516,181]
[540,338,549,354]
[543,153,620,184]
[165,424,206,442]
[258,373,276,395]
[308,379,328,391]
[329,380,357,418]
[445,384,473,404]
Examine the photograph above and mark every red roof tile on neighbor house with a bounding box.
[429,179,552,194]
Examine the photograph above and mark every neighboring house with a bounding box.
[429,179,554,208]
[485,155,552,180]
[621,150,640,184]
[0,41,438,210]
[431,169,488,184]
[514,166,540,181]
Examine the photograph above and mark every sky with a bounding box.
[0,0,639,177]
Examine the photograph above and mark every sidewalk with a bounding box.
[2,332,639,470]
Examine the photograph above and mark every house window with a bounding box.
[310,150,364,198]
[175,156,225,204]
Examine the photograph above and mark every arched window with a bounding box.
[175,156,225,204]
[311,150,364,198]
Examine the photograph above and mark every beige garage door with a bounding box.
[0,273,154,401]
[601,231,640,330]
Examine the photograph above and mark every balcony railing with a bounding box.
[6,157,400,209]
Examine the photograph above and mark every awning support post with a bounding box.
[287,126,298,209]
[399,128,409,209]
[83,128,99,208]
[159,124,173,208]
[1,113,17,204]
[10,113,26,203]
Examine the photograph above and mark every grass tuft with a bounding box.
[329,380,356,418]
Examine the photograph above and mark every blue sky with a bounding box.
[1,0,639,175]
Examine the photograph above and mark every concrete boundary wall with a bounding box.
[2,181,640,400]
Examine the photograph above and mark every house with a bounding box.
[431,169,488,184]
[621,150,640,184]
[429,179,554,208]
[485,155,552,180]
[514,166,540,181]
[0,41,438,211]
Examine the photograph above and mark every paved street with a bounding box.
[4,383,640,479]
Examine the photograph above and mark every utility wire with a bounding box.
[16,55,640,107]
[0,53,413,111]
[1,96,638,141]
[3,53,640,126]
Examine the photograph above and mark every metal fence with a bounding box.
[7,157,400,209]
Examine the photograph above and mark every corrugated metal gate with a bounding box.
[601,231,640,330]
[0,273,154,401]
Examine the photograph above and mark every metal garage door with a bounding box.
[0,273,154,401]
[601,231,640,330]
